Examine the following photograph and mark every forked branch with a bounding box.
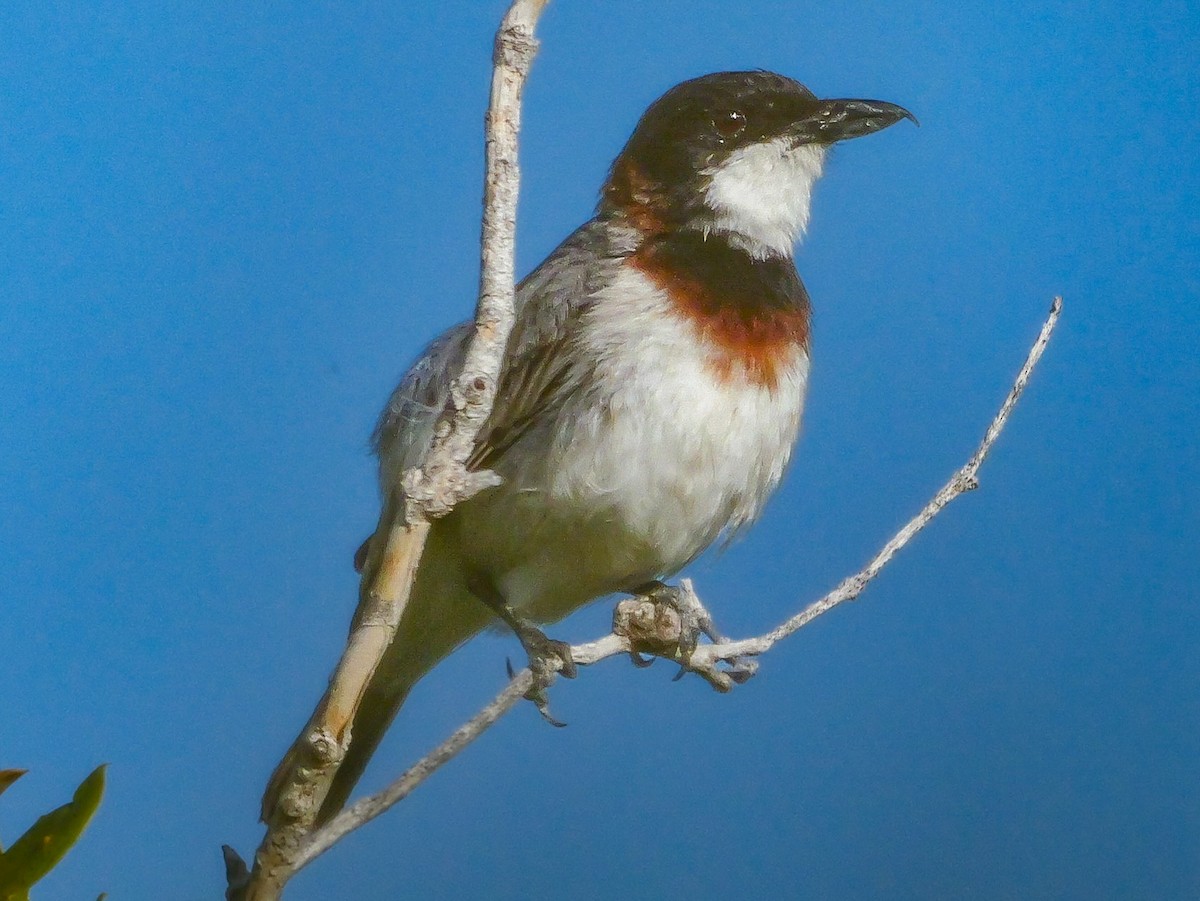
[227,0,1063,894]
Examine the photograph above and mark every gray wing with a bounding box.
[373,218,629,483]
[372,321,474,485]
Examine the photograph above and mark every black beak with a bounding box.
[794,98,917,144]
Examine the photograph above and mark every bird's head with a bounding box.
[601,71,915,259]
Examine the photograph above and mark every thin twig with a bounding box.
[691,294,1063,667]
[293,672,537,869]
[289,297,1063,860]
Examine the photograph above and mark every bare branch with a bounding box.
[236,3,551,898]
[293,672,538,869]
[406,0,551,520]
[287,298,1063,862]
[690,294,1063,667]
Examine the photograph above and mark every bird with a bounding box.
[264,70,913,825]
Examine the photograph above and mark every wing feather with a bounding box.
[374,219,629,483]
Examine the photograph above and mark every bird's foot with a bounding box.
[622,581,700,661]
[502,618,575,727]
[470,576,575,726]
[508,617,578,680]
[616,580,758,692]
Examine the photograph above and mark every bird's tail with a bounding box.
[261,518,491,826]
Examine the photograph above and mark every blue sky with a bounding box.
[2,1,1197,898]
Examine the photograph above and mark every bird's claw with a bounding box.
[504,620,575,726]
[505,645,571,726]
[724,656,759,684]
[525,679,567,728]
[673,655,758,692]
[513,623,577,680]
[629,650,656,668]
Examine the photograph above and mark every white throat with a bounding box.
[702,139,827,259]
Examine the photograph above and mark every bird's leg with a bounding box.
[468,575,576,727]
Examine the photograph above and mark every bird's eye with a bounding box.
[714,110,747,139]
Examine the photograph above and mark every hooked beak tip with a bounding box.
[804,98,918,142]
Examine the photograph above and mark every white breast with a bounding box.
[555,267,807,561]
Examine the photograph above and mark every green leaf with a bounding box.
[0,769,30,852]
[0,771,27,801]
[0,765,106,898]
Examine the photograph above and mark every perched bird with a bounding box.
[267,70,912,824]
